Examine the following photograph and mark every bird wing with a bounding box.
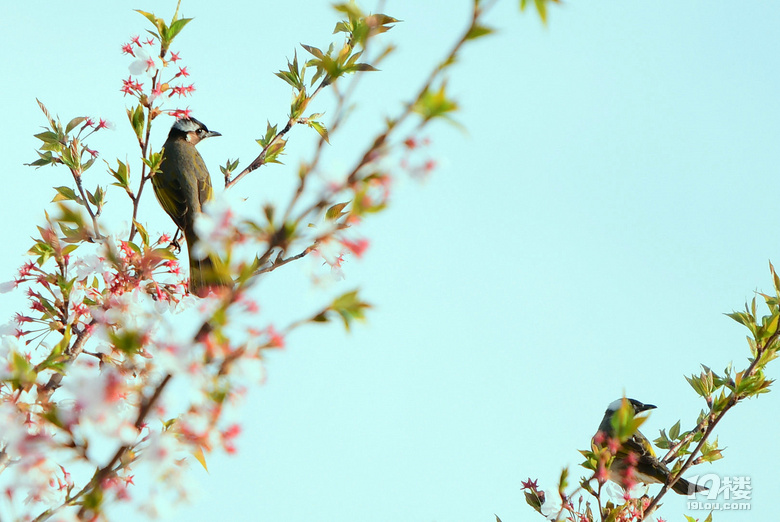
[154,140,207,232]
[196,155,214,207]
[152,170,188,231]
[615,429,676,487]
[621,429,656,460]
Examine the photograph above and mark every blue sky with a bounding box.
[2,1,779,520]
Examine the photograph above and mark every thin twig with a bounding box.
[69,373,173,520]
[39,321,94,401]
[226,80,330,189]
[256,246,315,275]
[129,70,159,243]
[640,333,776,520]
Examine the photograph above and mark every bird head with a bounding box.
[605,398,656,417]
[597,397,657,435]
[169,117,222,145]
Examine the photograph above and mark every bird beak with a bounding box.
[637,403,657,413]
[205,130,222,138]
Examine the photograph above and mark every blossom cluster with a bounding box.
[0,228,286,519]
[120,34,194,120]
[3,3,417,519]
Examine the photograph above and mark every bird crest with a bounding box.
[172,117,207,133]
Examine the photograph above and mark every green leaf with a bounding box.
[326,202,350,220]
[310,290,372,331]
[276,70,300,89]
[309,121,330,143]
[520,0,560,25]
[127,105,145,143]
[669,420,681,440]
[290,89,309,120]
[133,219,150,247]
[219,158,240,177]
[558,467,569,492]
[301,44,324,59]
[256,122,278,148]
[654,429,671,450]
[10,350,38,391]
[135,9,159,28]
[332,1,364,21]
[167,17,192,41]
[144,151,164,175]
[34,130,62,148]
[264,138,286,165]
[52,186,81,204]
[331,290,371,331]
[108,159,130,189]
[333,21,350,34]
[28,150,58,168]
[465,24,495,40]
[347,63,378,72]
[65,116,87,134]
[276,51,305,90]
[36,98,57,128]
[523,489,544,514]
[764,313,779,338]
[89,185,106,211]
[263,204,275,224]
[412,82,460,124]
[610,397,649,442]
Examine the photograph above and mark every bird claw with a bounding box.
[168,237,182,254]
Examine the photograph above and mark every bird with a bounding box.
[596,398,707,495]
[152,117,232,297]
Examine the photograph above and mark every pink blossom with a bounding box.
[13,313,32,324]
[19,261,36,277]
[221,424,241,454]
[520,478,538,490]
[265,325,285,348]
[169,108,193,119]
[169,84,196,97]
[121,76,144,96]
[151,84,164,101]
[340,237,369,258]
[165,259,182,276]
[595,463,608,484]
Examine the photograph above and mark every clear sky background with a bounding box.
[2,1,779,521]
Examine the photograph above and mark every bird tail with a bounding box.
[185,230,232,297]
[672,476,708,495]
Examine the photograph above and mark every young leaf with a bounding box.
[309,121,330,143]
[65,116,87,134]
[465,24,495,40]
